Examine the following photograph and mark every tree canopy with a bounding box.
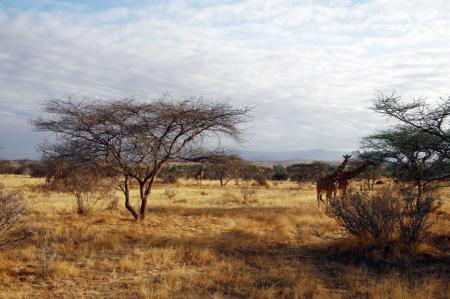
[32,97,250,220]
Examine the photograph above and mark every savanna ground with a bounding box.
[0,175,449,299]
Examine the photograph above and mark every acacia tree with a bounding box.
[238,164,271,186]
[32,98,250,220]
[205,154,245,187]
[354,152,383,190]
[361,126,449,197]
[373,92,450,158]
[371,93,450,193]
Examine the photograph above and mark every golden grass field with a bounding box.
[0,175,448,298]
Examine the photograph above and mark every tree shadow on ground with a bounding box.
[300,238,450,281]
[147,205,305,218]
[144,205,449,275]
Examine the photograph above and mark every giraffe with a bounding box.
[45,159,65,186]
[336,160,377,197]
[195,166,204,185]
[316,154,351,211]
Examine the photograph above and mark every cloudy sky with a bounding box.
[1,0,450,159]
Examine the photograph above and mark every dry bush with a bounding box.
[0,183,27,248]
[399,190,441,244]
[254,176,268,187]
[327,188,400,241]
[106,195,120,210]
[35,229,57,278]
[240,182,257,204]
[164,188,178,201]
[62,166,116,214]
[328,187,441,245]
[215,183,258,205]
[216,189,241,205]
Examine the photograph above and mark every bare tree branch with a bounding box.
[31,96,250,220]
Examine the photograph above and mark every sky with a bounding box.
[1,0,450,159]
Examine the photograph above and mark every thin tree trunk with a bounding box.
[124,175,138,220]
[139,181,151,220]
[139,171,159,221]
[140,195,148,220]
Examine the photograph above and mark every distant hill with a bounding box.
[235,149,350,163]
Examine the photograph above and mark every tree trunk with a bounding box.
[124,175,138,220]
[140,195,148,220]
[139,181,151,220]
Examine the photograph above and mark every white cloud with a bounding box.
[1,0,450,158]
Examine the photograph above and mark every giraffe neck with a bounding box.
[341,162,371,180]
[322,158,349,180]
[335,157,350,175]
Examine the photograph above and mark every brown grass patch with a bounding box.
[0,175,447,298]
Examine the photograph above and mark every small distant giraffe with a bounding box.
[195,166,204,185]
[316,154,351,211]
[337,160,377,197]
[45,159,65,186]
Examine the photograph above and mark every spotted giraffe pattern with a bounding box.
[195,167,204,185]
[337,160,377,197]
[316,155,351,210]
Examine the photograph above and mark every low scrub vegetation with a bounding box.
[35,229,57,278]
[328,187,441,247]
[61,165,116,215]
[0,183,27,248]
[164,188,178,201]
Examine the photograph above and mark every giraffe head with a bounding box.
[334,154,352,177]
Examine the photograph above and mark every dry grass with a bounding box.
[0,175,448,298]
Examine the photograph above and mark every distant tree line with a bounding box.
[0,157,393,184]
[0,160,47,177]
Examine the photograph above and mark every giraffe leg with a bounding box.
[317,190,327,210]
[326,190,333,213]
[317,190,323,211]
[332,185,337,199]
[316,185,322,210]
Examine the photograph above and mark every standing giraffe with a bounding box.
[45,159,65,186]
[337,160,377,197]
[316,154,351,210]
[195,166,204,185]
